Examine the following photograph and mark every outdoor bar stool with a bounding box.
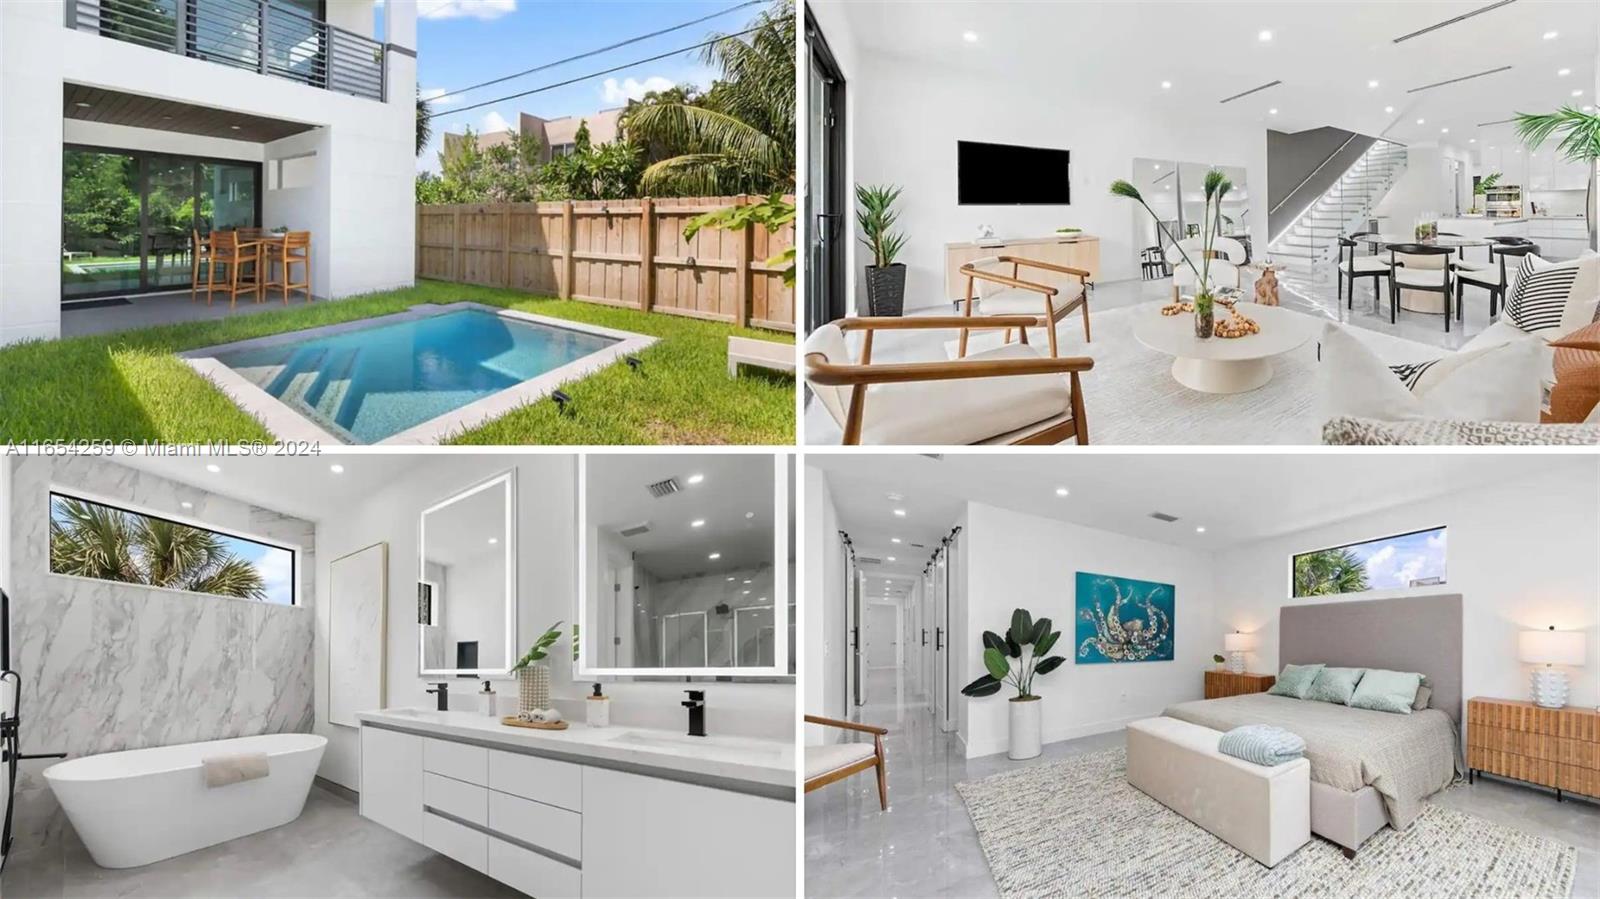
[264,231,312,304]
[1337,232,1391,308]
[205,230,262,308]
[189,229,212,302]
[1387,243,1457,331]
[1453,243,1537,322]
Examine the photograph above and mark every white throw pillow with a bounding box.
[1320,323,1544,423]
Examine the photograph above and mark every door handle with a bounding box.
[935,627,944,651]
[850,626,859,649]
[921,628,928,646]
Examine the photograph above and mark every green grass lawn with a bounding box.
[0,280,795,445]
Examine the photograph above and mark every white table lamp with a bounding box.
[1518,626,1586,709]
[1223,631,1253,674]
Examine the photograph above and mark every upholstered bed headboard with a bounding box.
[1280,593,1463,727]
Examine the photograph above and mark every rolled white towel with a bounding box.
[201,752,270,788]
[517,708,562,724]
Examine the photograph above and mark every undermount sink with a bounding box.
[605,729,786,759]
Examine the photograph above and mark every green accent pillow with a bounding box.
[1304,666,1366,705]
[1267,663,1324,699]
[1348,669,1422,714]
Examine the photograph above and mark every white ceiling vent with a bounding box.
[618,521,651,538]
[1148,511,1180,523]
[1392,1,1517,44]
[858,556,883,566]
[646,478,681,498]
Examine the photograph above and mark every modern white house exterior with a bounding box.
[0,0,418,345]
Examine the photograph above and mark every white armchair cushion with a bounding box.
[805,742,876,781]
[855,344,1071,445]
[1320,322,1543,423]
[977,281,1085,316]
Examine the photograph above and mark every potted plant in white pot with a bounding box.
[510,621,563,714]
[960,608,1067,760]
[856,183,907,316]
[1111,170,1233,338]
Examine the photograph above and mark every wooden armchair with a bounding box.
[958,255,1092,358]
[804,315,1092,445]
[804,715,889,811]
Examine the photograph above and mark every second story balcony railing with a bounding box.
[69,0,385,103]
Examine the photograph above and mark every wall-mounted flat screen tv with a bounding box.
[958,141,1071,205]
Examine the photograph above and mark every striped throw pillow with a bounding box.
[1504,255,1580,333]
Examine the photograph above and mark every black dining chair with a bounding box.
[1139,246,1169,280]
[1337,233,1391,308]
[1453,243,1538,322]
[1388,243,1458,331]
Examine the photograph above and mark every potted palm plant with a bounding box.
[1471,172,1502,214]
[510,621,564,713]
[1516,106,1600,251]
[1112,170,1233,338]
[856,183,907,316]
[959,609,1067,760]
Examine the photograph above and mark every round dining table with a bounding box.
[1360,233,1492,315]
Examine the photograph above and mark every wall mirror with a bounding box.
[1131,158,1253,262]
[419,469,517,678]
[579,453,789,677]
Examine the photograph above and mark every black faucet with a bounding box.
[425,682,449,711]
[682,690,706,737]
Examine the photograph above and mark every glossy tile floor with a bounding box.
[1,783,521,898]
[804,666,1600,899]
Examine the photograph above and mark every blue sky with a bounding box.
[229,540,296,606]
[413,0,760,172]
[1347,527,1447,590]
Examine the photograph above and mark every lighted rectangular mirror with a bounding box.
[578,453,789,677]
[418,469,517,678]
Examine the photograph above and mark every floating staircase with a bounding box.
[1267,141,1408,273]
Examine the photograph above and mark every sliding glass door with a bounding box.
[61,147,260,302]
[804,8,846,331]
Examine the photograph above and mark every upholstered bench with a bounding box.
[1125,716,1310,867]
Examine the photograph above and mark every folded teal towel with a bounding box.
[1217,725,1306,766]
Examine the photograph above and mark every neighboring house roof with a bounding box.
[441,107,626,163]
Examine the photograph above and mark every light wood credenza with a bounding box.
[944,235,1101,302]
[1467,697,1600,802]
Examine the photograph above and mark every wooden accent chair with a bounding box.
[957,255,1091,358]
[264,231,312,304]
[205,231,262,307]
[804,315,1093,445]
[189,229,212,302]
[804,715,889,811]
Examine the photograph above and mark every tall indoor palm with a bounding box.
[1293,548,1369,597]
[626,0,794,195]
[50,497,267,600]
[1516,106,1600,249]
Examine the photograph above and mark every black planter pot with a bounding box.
[865,264,906,316]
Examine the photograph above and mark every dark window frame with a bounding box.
[48,490,299,606]
[1289,524,1448,599]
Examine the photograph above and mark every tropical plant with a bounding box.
[959,609,1067,700]
[416,88,433,157]
[1473,171,1503,196]
[625,0,794,195]
[49,496,266,600]
[855,184,906,268]
[1292,548,1370,597]
[511,621,565,670]
[538,135,644,201]
[1516,106,1600,240]
[683,192,796,286]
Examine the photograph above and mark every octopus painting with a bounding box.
[1073,571,1175,663]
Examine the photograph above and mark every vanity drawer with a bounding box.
[424,772,487,826]
[489,835,581,899]
[489,788,582,861]
[488,749,582,811]
[424,737,487,785]
[423,810,487,874]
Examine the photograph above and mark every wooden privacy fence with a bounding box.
[416,196,795,332]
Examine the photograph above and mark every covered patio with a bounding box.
[61,289,315,338]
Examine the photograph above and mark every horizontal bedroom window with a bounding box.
[1290,526,1446,598]
[48,492,297,606]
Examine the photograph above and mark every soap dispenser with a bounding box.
[586,682,610,728]
[479,680,498,717]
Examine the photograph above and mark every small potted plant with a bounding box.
[1213,653,1227,671]
[856,183,907,316]
[960,609,1067,760]
[510,621,563,714]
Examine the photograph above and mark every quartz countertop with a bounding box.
[356,708,794,791]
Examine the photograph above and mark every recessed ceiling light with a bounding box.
[1469,138,1476,143]
[687,473,704,484]
[961,30,978,42]
[1585,105,1595,112]
[708,552,721,560]
[1160,80,1172,90]
[1055,487,1069,496]
[1572,89,1584,97]
[1558,68,1571,76]
[690,519,705,528]
[1268,108,1278,115]
[205,463,220,473]
[1196,526,1207,533]
[329,463,344,473]
[1416,118,1425,125]
[742,589,751,595]
[887,556,897,562]
[180,501,193,509]
[891,537,902,544]
[1257,29,1272,42]
[1440,127,1449,133]
[488,537,499,545]
[229,125,241,131]
[1543,30,1559,40]
[726,577,735,581]
[744,511,754,519]
[74,101,91,108]
[743,579,751,584]
[893,508,907,517]
[1367,80,1379,88]
[1384,105,1394,113]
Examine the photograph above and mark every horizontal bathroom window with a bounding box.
[48,492,297,606]
[1290,526,1446,598]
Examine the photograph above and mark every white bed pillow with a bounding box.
[1320,323,1544,423]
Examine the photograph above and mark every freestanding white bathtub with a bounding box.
[43,733,326,868]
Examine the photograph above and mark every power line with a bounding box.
[428,0,762,103]
[432,26,760,119]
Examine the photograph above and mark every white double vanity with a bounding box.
[357,710,793,898]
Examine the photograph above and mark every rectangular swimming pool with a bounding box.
[209,307,635,443]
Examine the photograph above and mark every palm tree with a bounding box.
[1293,548,1369,597]
[50,497,267,601]
[625,0,794,195]
[416,88,433,157]
[1516,106,1600,249]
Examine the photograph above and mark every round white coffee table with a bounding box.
[1132,301,1316,393]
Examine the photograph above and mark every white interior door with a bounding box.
[933,549,950,731]
[866,603,897,669]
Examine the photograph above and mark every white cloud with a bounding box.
[479,110,513,134]
[600,75,677,106]
[418,0,516,20]
[254,549,295,607]
[419,87,457,108]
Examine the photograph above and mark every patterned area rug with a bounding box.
[955,748,1575,899]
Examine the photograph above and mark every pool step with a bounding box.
[311,348,361,425]
[266,349,330,411]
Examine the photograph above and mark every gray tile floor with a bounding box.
[62,290,317,338]
[804,668,1600,899]
[1,783,522,898]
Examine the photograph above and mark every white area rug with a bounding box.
[956,748,1576,899]
[941,305,1447,444]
